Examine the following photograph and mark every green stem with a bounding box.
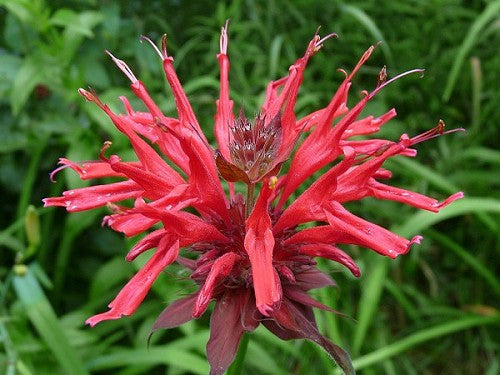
[16,135,48,241]
[245,183,255,218]
[227,333,250,375]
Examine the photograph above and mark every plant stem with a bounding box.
[227,333,250,375]
[245,183,255,218]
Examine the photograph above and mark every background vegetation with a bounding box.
[1,0,499,374]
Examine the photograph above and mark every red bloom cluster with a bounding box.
[44,22,463,374]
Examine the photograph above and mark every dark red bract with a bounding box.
[44,21,463,375]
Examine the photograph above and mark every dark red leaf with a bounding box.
[215,150,250,183]
[207,290,246,375]
[152,293,198,330]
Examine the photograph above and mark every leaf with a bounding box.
[215,150,250,183]
[340,4,393,66]
[0,54,22,97]
[86,346,209,374]
[207,291,246,375]
[395,197,500,237]
[350,314,500,372]
[10,56,45,115]
[152,293,198,330]
[50,9,103,38]
[442,1,500,101]
[13,266,89,375]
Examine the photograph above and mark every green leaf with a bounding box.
[10,56,45,115]
[12,266,89,375]
[86,346,209,374]
[0,54,22,97]
[395,197,500,237]
[50,9,103,38]
[350,314,500,371]
[340,4,393,66]
[442,1,500,101]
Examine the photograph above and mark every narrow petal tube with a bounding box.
[244,184,282,315]
[86,239,180,326]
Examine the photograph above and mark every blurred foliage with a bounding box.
[0,0,499,374]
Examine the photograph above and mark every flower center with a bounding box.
[229,111,282,181]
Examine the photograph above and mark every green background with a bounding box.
[1,0,499,374]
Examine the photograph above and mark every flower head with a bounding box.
[44,21,463,374]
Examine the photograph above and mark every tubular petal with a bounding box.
[245,184,282,315]
[43,180,143,212]
[86,239,180,326]
[193,252,240,318]
[324,201,422,258]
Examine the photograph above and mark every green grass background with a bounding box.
[0,0,499,374]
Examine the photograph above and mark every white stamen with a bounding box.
[105,50,138,83]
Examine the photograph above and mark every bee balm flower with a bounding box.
[44,22,463,375]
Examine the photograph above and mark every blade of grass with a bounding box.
[352,253,388,356]
[458,147,500,164]
[352,197,500,357]
[340,4,393,66]
[387,157,459,193]
[349,314,499,371]
[85,346,209,374]
[469,57,482,135]
[426,229,500,297]
[12,265,89,375]
[395,197,500,236]
[442,1,500,101]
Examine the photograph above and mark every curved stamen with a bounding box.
[369,68,425,99]
[99,141,113,162]
[410,120,466,145]
[140,35,165,60]
[49,163,71,183]
[105,50,138,83]
[315,32,338,50]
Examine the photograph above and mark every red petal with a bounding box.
[300,244,361,277]
[54,158,136,180]
[324,201,422,258]
[342,108,396,139]
[86,239,179,326]
[182,135,230,223]
[245,184,282,315]
[214,49,234,159]
[43,180,143,212]
[275,83,354,208]
[161,54,206,142]
[108,155,177,199]
[98,101,185,183]
[103,211,159,237]
[125,229,165,261]
[193,252,240,318]
[125,84,191,173]
[274,147,356,232]
[130,201,229,246]
[103,184,194,236]
[368,181,464,213]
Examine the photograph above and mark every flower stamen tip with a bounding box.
[269,176,278,189]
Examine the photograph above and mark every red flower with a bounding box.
[44,22,463,375]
